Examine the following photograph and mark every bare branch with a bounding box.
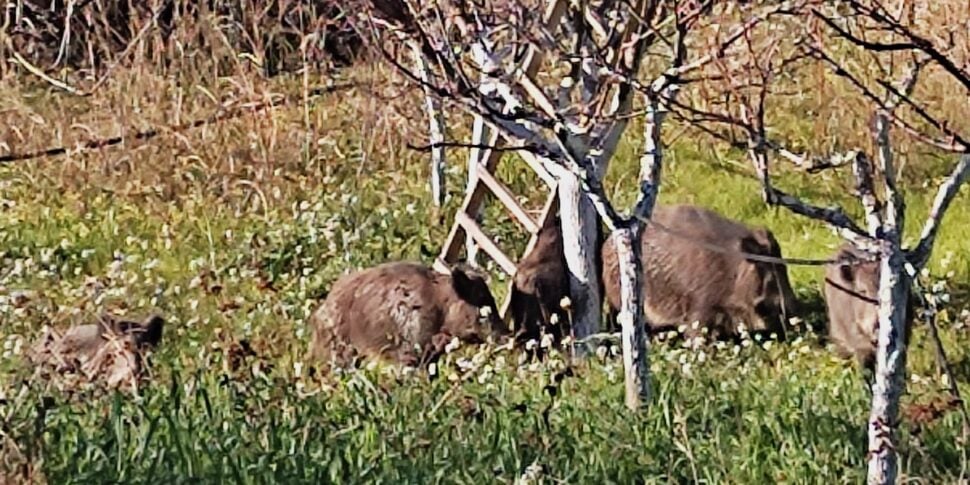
[813,5,970,93]
[807,43,970,153]
[909,154,970,270]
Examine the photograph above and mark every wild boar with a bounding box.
[509,215,570,345]
[308,261,507,369]
[29,313,165,389]
[601,204,798,339]
[823,243,915,371]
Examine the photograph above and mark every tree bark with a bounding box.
[866,244,910,485]
[611,225,650,409]
[558,175,602,348]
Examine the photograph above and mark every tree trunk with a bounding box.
[611,225,650,409]
[558,175,602,349]
[866,244,911,485]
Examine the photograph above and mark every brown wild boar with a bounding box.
[509,215,570,344]
[823,243,915,371]
[601,204,798,339]
[29,313,165,390]
[308,261,507,369]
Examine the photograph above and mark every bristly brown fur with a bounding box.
[823,243,915,372]
[307,261,507,371]
[601,204,798,340]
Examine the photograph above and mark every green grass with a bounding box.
[2,64,970,483]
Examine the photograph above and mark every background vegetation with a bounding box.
[1,1,968,482]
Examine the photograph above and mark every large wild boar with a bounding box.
[509,215,570,344]
[308,261,507,369]
[823,243,915,371]
[601,204,798,339]
[29,313,165,389]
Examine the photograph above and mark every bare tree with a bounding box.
[353,0,714,408]
[660,1,969,482]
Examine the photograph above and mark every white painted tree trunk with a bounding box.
[866,245,910,485]
[558,176,602,347]
[411,45,446,207]
[612,227,650,409]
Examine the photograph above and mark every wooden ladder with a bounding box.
[432,0,570,322]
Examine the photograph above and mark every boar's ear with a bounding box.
[738,234,767,260]
[451,266,491,306]
[134,314,165,348]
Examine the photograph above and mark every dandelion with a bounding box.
[549,313,560,325]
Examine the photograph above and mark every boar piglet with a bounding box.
[823,243,915,372]
[29,313,165,389]
[602,204,798,340]
[510,214,570,346]
[308,261,507,370]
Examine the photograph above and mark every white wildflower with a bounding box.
[559,297,571,310]
[540,333,554,349]
[596,346,608,360]
[445,337,461,354]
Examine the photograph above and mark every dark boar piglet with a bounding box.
[602,204,798,339]
[308,261,507,369]
[823,243,915,372]
[510,214,570,345]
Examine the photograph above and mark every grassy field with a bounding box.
[2,22,970,484]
